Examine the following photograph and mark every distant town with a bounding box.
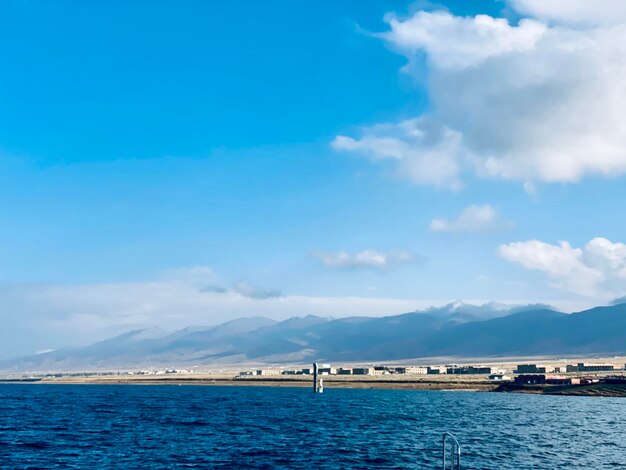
[4,359,626,396]
[237,361,626,386]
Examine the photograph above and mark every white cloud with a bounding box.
[582,237,626,278]
[509,0,626,26]
[232,282,283,299]
[499,237,626,296]
[332,118,463,189]
[334,7,626,187]
[430,204,512,233]
[383,11,546,69]
[314,249,418,270]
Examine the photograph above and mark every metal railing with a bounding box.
[442,432,461,470]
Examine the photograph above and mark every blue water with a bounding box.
[0,385,625,469]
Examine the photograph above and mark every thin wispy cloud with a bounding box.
[314,250,419,270]
[232,282,283,300]
[199,285,228,294]
[160,266,218,286]
[199,282,283,299]
[430,204,512,233]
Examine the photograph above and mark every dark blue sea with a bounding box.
[0,384,625,469]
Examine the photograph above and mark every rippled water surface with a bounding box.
[0,384,625,469]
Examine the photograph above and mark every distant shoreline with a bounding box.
[3,375,626,397]
[0,374,499,391]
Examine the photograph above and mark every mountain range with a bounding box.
[2,302,626,372]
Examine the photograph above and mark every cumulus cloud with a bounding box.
[499,237,626,296]
[384,11,546,69]
[509,0,626,26]
[334,6,626,187]
[430,204,512,233]
[314,250,418,270]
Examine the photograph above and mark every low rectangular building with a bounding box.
[546,375,580,385]
[515,374,546,385]
[516,364,546,374]
[394,366,428,374]
[371,366,390,375]
[447,366,493,375]
[352,367,372,375]
[567,363,615,373]
[489,374,511,381]
[578,363,614,372]
[515,374,582,385]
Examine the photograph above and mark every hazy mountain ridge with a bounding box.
[3,302,626,372]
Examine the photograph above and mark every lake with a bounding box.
[0,384,624,468]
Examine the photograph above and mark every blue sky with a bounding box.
[2,0,626,356]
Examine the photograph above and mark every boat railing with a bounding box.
[442,432,461,469]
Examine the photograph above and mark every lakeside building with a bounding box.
[489,374,511,381]
[241,361,587,379]
[546,375,581,385]
[240,370,281,376]
[394,366,429,375]
[447,366,493,375]
[566,363,615,373]
[318,367,336,375]
[515,374,581,385]
[516,364,547,374]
